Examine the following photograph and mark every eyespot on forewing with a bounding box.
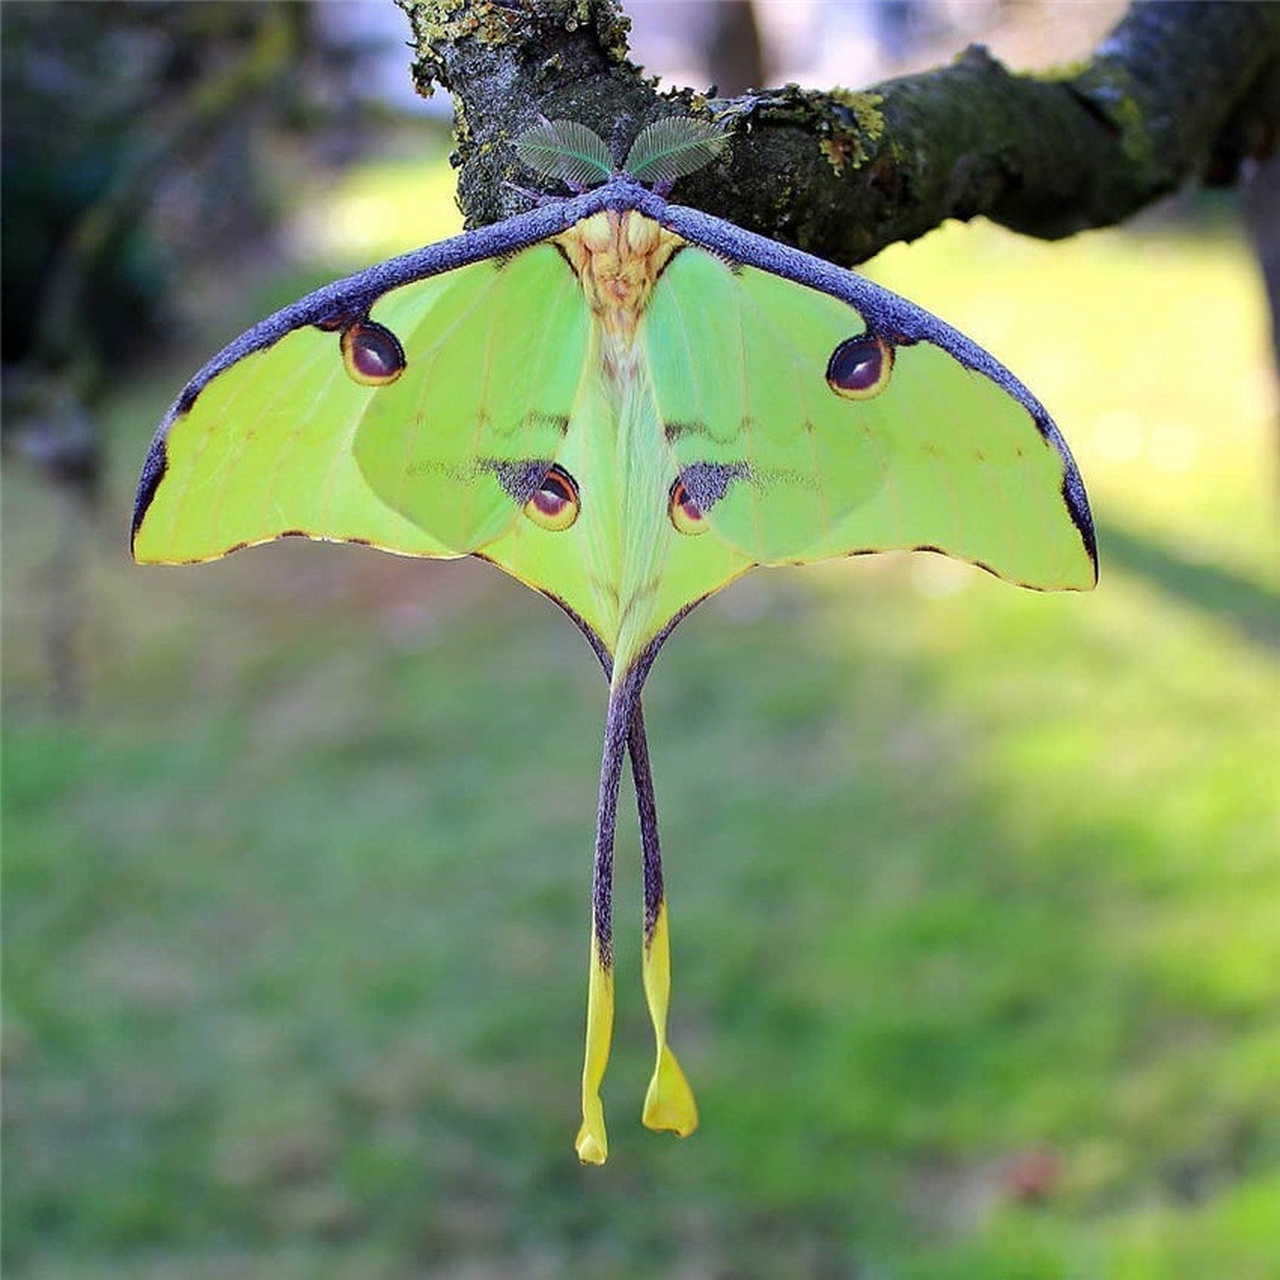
[341,321,406,387]
[826,334,893,400]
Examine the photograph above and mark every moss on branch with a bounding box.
[397,0,1280,265]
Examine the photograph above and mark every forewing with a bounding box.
[645,241,1096,590]
[133,243,588,564]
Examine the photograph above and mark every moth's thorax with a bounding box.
[555,211,683,359]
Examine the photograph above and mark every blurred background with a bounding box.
[3,2,1278,1277]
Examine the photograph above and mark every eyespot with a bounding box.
[668,477,709,535]
[826,334,893,400]
[341,321,406,386]
[523,464,579,531]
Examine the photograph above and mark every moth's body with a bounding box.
[557,208,681,351]
[489,210,748,683]
[133,125,1096,1165]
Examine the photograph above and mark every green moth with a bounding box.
[133,118,1097,1164]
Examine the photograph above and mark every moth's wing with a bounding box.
[649,210,1097,590]
[132,212,591,565]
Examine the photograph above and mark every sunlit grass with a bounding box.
[4,150,1278,1280]
[291,150,464,266]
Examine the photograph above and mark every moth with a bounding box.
[133,118,1096,1162]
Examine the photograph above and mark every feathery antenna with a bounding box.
[514,119,613,189]
[623,118,728,185]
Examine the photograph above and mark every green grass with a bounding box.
[4,166,1279,1278]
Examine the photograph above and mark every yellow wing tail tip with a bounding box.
[576,1102,609,1164]
[642,1045,699,1137]
[577,931,614,1164]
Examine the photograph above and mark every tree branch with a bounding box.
[398,0,1280,266]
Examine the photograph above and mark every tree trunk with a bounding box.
[396,0,1280,268]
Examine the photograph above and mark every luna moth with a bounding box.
[132,117,1096,1164]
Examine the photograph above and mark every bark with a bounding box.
[397,0,1280,267]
